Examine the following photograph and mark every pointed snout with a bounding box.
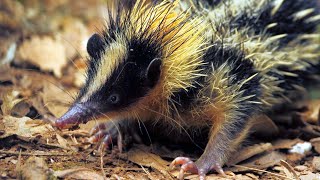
[54,103,92,129]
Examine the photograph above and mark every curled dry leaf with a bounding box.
[17,36,67,77]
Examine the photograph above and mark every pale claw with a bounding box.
[88,122,123,153]
[170,156,225,180]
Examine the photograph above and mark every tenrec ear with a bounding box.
[87,33,104,59]
[146,58,162,87]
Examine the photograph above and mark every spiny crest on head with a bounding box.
[104,0,207,97]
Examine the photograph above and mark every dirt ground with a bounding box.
[0,0,320,179]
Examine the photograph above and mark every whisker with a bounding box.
[137,119,153,148]
[95,110,122,149]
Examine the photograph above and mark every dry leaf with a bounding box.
[294,165,308,172]
[228,143,273,165]
[56,17,89,59]
[0,0,24,30]
[312,157,320,172]
[55,133,71,150]
[1,91,24,116]
[17,156,53,180]
[127,145,172,178]
[228,151,286,173]
[272,139,302,150]
[41,82,75,117]
[300,172,320,180]
[286,153,305,164]
[17,36,67,77]
[54,168,104,180]
[0,116,54,138]
[79,120,99,133]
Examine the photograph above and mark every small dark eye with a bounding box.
[108,94,120,104]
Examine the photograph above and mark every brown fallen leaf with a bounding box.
[312,157,320,172]
[0,91,24,116]
[228,151,286,173]
[0,0,24,31]
[228,143,273,165]
[254,151,285,168]
[56,17,89,60]
[54,168,104,180]
[41,82,76,117]
[55,133,72,150]
[17,36,67,77]
[79,120,99,133]
[272,139,302,150]
[286,153,306,164]
[30,95,51,118]
[127,145,173,179]
[293,165,308,172]
[17,156,53,180]
[0,116,54,139]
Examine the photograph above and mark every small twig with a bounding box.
[140,165,155,180]
[111,174,122,180]
[0,150,72,156]
[16,150,22,176]
[93,167,146,171]
[231,164,295,180]
[100,151,107,180]
[280,160,299,180]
